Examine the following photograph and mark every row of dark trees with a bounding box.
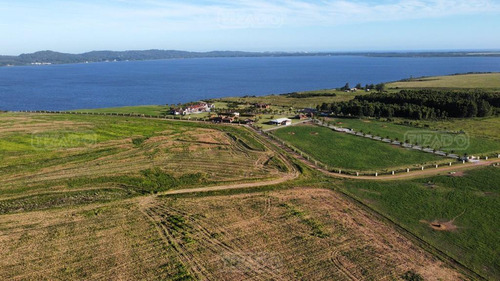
[318,90,499,119]
[283,92,337,98]
[340,83,386,92]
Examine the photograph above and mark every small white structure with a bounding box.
[270,118,292,126]
[333,127,353,133]
[465,156,480,163]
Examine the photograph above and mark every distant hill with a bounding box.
[1,49,500,67]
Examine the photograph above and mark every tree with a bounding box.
[341,82,350,91]
[375,83,386,92]
[466,101,478,117]
[355,83,362,89]
[478,100,493,117]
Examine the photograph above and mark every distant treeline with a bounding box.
[282,92,337,98]
[0,50,271,66]
[318,90,500,119]
[2,50,500,67]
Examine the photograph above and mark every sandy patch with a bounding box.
[420,210,465,232]
[421,220,458,231]
[449,171,465,177]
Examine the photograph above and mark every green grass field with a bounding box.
[417,116,500,141]
[388,73,500,90]
[0,112,285,214]
[217,89,361,109]
[342,166,500,280]
[274,125,444,171]
[327,117,500,156]
[71,105,169,116]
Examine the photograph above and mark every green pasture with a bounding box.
[327,117,500,156]
[388,73,500,90]
[274,125,443,171]
[342,166,500,280]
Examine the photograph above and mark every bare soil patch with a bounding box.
[309,131,319,135]
[424,181,437,189]
[421,210,464,232]
[449,171,466,177]
[420,220,458,232]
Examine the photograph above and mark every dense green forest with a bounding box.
[319,90,500,119]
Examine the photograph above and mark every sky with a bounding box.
[1,0,499,55]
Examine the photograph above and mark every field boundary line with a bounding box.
[332,189,487,280]
[260,123,500,180]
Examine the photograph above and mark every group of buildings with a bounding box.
[169,102,300,127]
[170,102,215,115]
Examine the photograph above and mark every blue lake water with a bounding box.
[1,56,499,111]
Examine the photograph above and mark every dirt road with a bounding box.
[303,156,500,181]
[160,172,297,195]
[162,125,500,195]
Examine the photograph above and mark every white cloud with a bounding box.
[2,0,498,30]
[1,0,499,54]
[99,0,500,29]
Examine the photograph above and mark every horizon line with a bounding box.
[3,48,500,57]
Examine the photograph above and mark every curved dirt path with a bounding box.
[302,156,500,181]
[255,125,500,181]
[160,172,297,196]
[160,125,299,196]
[162,126,500,195]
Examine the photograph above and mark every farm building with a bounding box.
[210,116,235,123]
[269,118,292,126]
[295,113,308,120]
[254,103,270,109]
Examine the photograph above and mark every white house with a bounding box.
[270,118,292,126]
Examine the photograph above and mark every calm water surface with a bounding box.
[1,56,499,111]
